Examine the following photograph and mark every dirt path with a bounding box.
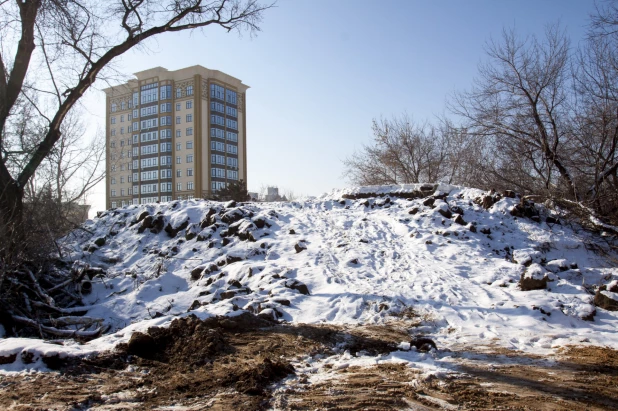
[1,314,617,410]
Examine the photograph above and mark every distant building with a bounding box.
[248,192,259,201]
[265,186,281,202]
[103,65,249,209]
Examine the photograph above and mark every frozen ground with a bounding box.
[1,184,617,378]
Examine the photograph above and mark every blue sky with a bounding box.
[86,0,595,210]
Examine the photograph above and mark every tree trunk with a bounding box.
[0,177,24,257]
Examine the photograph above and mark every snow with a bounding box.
[601,290,618,302]
[1,185,618,374]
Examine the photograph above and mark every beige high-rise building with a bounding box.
[103,65,248,208]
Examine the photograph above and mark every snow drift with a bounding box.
[1,184,617,371]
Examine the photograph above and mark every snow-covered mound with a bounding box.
[2,185,618,371]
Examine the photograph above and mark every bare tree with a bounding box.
[342,115,453,186]
[450,26,577,199]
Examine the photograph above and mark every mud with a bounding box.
[1,316,618,410]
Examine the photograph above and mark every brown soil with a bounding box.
[0,315,617,410]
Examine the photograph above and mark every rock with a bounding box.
[190,266,204,280]
[468,223,477,233]
[503,190,516,198]
[450,205,464,215]
[253,217,269,229]
[480,227,491,235]
[188,300,202,311]
[147,215,165,234]
[285,279,310,295]
[408,207,420,215]
[294,242,307,253]
[512,249,542,266]
[410,337,437,352]
[226,254,243,265]
[131,210,150,226]
[289,229,296,235]
[519,264,548,291]
[453,214,466,225]
[221,208,245,224]
[546,216,560,225]
[481,195,495,209]
[420,184,436,192]
[228,279,242,288]
[126,332,158,358]
[225,200,237,208]
[94,237,106,247]
[438,208,452,219]
[422,197,435,207]
[165,219,189,238]
[545,259,570,273]
[258,308,277,321]
[510,200,539,219]
[272,299,291,306]
[220,290,238,300]
[594,281,618,311]
[200,208,217,229]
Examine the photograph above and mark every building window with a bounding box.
[120,127,124,134]
[187,182,194,190]
[110,141,116,148]
[186,154,193,163]
[187,168,193,176]
[111,103,117,113]
[176,156,181,164]
[210,115,224,126]
[111,177,116,184]
[186,114,192,122]
[120,115,124,122]
[176,116,181,124]
[121,188,125,196]
[111,189,117,197]
[210,84,224,100]
[111,129,116,136]
[176,87,181,98]
[176,129,181,138]
[226,89,237,104]
[176,103,181,111]
[177,182,182,191]
[160,85,171,100]
[186,127,193,136]
[120,176,125,183]
[186,141,193,149]
[186,100,193,109]
[176,143,181,151]
[226,106,237,117]
[210,101,224,113]
[111,201,117,208]
[186,85,193,96]
[226,119,237,130]
[176,169,182,177]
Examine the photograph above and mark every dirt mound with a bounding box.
[123,313,273,364]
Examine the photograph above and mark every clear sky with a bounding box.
[84,0,595,213]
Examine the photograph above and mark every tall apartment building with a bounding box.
[104,65,248,209]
